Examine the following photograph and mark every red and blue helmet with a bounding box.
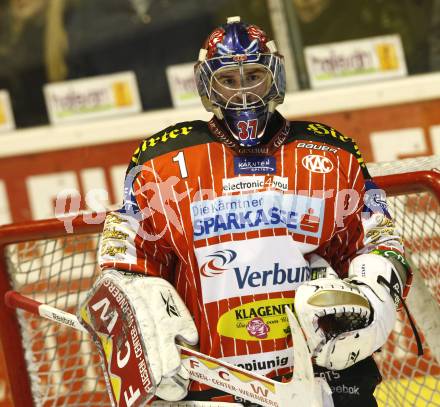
[195,17,286,147]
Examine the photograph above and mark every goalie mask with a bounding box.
[195,16,286,148]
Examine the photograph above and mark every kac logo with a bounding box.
[302,154,334,174]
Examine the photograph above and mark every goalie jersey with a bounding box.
[99,111,407,389]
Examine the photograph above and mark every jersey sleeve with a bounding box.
[99,145,176,281]
[314,134,410,292]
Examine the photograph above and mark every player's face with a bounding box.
[211,64,272,107]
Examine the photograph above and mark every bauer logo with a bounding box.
[195,237,311,303]
[297,142,338,154]
[191,190,325,240]
[234,156,276,174]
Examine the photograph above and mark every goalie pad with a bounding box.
[78,271,198,406]
[295,253,400,370]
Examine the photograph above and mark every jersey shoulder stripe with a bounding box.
[129,120,213,169]
[288,121,371,179]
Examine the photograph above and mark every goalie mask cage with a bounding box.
[0,156,439,407]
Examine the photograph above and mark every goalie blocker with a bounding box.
[78,271,199,406]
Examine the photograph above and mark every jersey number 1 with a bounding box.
[172,151,188,178]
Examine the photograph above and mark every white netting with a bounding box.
[5,234,110,406]
[368,157,440,407]
[372,191,440,407]
[2,155,440,406]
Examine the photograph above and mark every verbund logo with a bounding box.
[196,237,311,303]
[233,263,310,289]
[302,154,334,174]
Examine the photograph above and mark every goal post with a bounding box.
[0,218,106,407]
[0,157,439,407]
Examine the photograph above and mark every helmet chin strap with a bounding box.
[213,105,224,120]
[268,100,277,113]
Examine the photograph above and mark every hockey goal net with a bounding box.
[0,156,439,407]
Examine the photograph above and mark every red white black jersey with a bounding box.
[99,111,406,390]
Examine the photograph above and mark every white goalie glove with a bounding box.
[295,253,404,370]
[78,270,199,405]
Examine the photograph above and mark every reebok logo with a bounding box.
[161,291,180,318]
[51,312,76,327]
[331,384,360,395]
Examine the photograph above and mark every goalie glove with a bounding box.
[295,253,403,371]
[78,271,198,405]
